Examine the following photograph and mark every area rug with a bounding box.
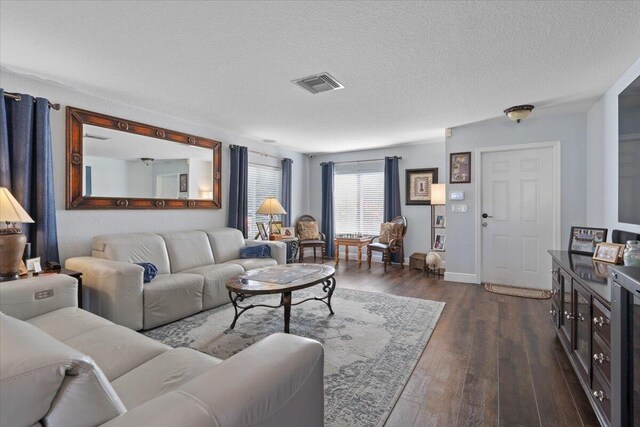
[143,287,445,427]
[483,282,551,299]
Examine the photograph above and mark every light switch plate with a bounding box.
[451,204,468,213]
[449,191,464,201]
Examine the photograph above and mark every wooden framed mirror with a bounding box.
[66,107,221,209]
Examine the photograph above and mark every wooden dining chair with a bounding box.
[367,216,408,272]
[296,215,325,263]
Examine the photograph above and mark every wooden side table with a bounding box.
[21,268,83,308]
[334,236,372,267]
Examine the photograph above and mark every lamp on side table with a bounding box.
[0,187,34,282]
[257,197,287,240]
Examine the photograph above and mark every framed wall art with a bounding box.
[450,152,471,184]
[405,168,438,205]
[568,226,608,255]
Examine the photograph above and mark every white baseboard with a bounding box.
[444,272,479,284]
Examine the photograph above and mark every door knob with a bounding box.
[482,213,493,218]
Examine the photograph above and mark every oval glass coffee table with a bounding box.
[225,264,336,333]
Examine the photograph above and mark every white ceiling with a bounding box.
[1,1,640,154]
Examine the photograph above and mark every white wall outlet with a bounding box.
[451,204,468,213]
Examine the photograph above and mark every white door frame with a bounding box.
[474,141,562,284]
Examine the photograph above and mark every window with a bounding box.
[334,163,384,235]
[248,163,281,238]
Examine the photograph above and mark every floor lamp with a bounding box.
[430,183,446,275]
[257,197,287,240]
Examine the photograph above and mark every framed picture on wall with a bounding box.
[449,152,471,183]
[179,174,188,192]
[433,234,446,251]
[405,168,438,205]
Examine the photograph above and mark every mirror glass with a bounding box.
[82,125,214,200]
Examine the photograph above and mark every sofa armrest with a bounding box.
[65,257,145,331]
[99,333,324,427]
[245,239,287,265]
[0,275,78,320]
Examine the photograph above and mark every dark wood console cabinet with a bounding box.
[549,250,614,426]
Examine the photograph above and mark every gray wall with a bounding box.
[586,57,640,235]
[1,70,310,261]
[445,112,588,282]
[307,142,446,262]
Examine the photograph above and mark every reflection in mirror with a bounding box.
[82,125,214,200]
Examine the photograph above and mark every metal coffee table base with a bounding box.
[228,277,336,333]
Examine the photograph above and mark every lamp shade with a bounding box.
[0,187,34,223]
[257,197,287,215]
[431,184,446,205]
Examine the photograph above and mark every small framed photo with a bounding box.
[433,234,446,251]
[281,226,295,238]
[33,261,43,274]
[592,242,625,264]
[405,168,438,205]
[179,173,188,193]
[257,223,269,240]
[434,215,445,227]
[450,152,471,184]
[568,226,608,255]
[26,257,41,272]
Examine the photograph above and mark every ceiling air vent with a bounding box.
[292,72,344,94]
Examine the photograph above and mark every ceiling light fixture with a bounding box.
[262,139,277,144]
[140,157,154,166]
[504,105,534,123]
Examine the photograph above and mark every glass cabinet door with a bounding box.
[573,282,591,379]
[560,272,573,344]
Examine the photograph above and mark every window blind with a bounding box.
[248,163,282,238]
[334,165,384,235]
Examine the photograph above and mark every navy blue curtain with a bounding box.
[321,162,335,258]
[281,158,293,227]
[0,89,60,264]
[384,156,401,262]
[228,145,248,237]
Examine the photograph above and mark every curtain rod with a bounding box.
[322,156,402,166]
[4,92,60,110]
[229,144,290,162]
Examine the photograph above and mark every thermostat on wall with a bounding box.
[449,191,464,201]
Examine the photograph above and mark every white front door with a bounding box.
[480,146,555,290]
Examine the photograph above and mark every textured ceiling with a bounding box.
[1,1,640,153]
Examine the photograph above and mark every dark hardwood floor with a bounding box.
[321,258,600,427]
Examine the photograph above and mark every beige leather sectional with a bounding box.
[0,275,324,427]
[66,227,286,330]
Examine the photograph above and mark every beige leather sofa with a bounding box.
[66,227,286,330]
[0,275,324,427]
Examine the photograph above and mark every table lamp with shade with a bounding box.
[0,187,34,281]
[257,197,287,240]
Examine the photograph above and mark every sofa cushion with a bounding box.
[93,233,171,275]
[225,258,278,271]
[204,227,247,263]
[0,313,125,427]
[64,324,170,381]
[112,347,221,409]
[143,273,204,330]
[183,263,244,310]
[27,307,113,341]
[160,231,215,273]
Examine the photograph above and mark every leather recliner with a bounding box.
[0,275,324,427]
